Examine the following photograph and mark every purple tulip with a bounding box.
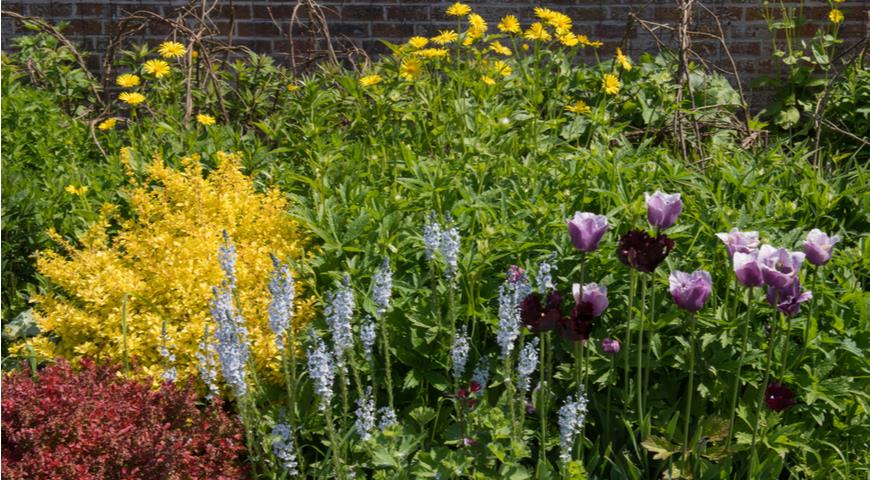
[757,245,805,289]
[572,283,609,317]
[733,251,764,287]
[803,229,841,266]
[715,228,759,257]
[601,337,620,355]
[567,212,609,252]
[645,191,682,230]
[767,279,812,317]
[764,382,796,411]
[668,270,712,312]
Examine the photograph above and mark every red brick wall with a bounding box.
[2,1,868,102]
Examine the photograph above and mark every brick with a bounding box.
[728,42,761,56]
[371,22,415,38]
[566,7,606,22]
[27,3,73,19]
[341,5,384,22]
[331,22,370,37]
[237,22,277,37]
[77,3,108,17]
[65,19,104,36]
[386,6,430,21]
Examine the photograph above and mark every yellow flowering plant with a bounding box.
[16,152,314,385]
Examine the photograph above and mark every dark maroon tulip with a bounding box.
[558,301,594,342]
[765,382,796,411]
[520,292,562,333]
[469,381,481,394]
[617,229,675,273]
[766,279,813,317]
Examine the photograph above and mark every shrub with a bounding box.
[1,359,246,479]
[12,151,314,384]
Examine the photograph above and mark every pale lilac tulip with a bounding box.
[767,279,813,317]
[566,212,609,252]
[645,191,682,230]
[572,282,609,317]
[668,270,712,312]
[803,229,841,266]
[757,245,805,289]
[733,251,763,287]
[715,228,760,257]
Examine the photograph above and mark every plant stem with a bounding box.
[636,275,648,439]
[324,407,343,479]
[504,354,519,445]
[804,266,820,346]
[682,313,697,466]
[121,294,129,377]
[624,270,637,402]
[538,331,549,470]
[726,288,753,455]
[780,313,792,379]
[749,312,779,477]
[379,311,395,410]
[643,274,656,438]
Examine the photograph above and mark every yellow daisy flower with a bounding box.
[498,15,521,34]
[143,59,171,78]
[415,48,450,59]
[115,73,140,88]
[828,9,844,23]
[196,114,216,126]
[534,7,556,21]
[493,60,512,77]
[65,185,89,196]
[558,32,579,47]
[158,41,186,59]
[432,30,459,45]
[481,75,496,86]
[359,74,383,87]
[489,41,512,56]
[446,2,471,17]
[602,74,621,95]
[97,118,117,131]
[286,84,300,92]
[565,100,591,114]
[400,57,423,81]
[408,36,429,49]
[468,13,487,37]
[616,48,632,71]
[118,92,145,105]
[547,12,572,32]
[524,23,552,42]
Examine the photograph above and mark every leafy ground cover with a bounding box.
[1,3,868,479]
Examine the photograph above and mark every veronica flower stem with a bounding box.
[282,338,306,476]
[681,312,697,467]
[726,288,753,456]
[379,312,395,409]
[749,312,780,477]
[504,354,519,445]
[324,407,343,479]
[339,366,350,428]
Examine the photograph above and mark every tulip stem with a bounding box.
[749,312,779,477]
[643,274,656,439]
[725,288,752,456]
[780,312,792,379]
[804,266,820,346]
[682,312,697,466]
[636,275,648,442]
[624,270,637,404]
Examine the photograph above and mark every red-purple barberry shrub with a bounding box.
[2,359,247,479]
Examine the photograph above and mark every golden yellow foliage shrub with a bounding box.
[18,151,314,384]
